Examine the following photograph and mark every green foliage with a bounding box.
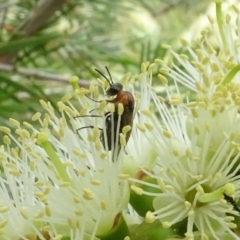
[0,0,210,132]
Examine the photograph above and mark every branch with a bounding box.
[19,0,67,37]
[1,0,67,63]
[0,63,91,88]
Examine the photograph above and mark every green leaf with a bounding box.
[129,221,175,240]
[0,33,63,53]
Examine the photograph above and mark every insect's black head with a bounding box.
[95,66,123,96]
[106,83,123,96]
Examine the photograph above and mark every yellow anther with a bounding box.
[118,103,124,115]
[122,125,131,134]
[9,118,20,127]
[83,188,95,200]
[91,179,101,186]
[120,133,126,146]
[32,112,41,121]
[0,127,11,134]
[145,211,155,223]
[20,207,29,219]
[131,185,143,195]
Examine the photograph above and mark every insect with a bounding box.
[76,66,135,160]
[223,194,240,214]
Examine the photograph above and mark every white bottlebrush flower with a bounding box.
[130,87,240,239]
[124,63,158,176]
[0,141,47,240]
[0,72,139,239]
[158,2,240,151]
[130,2,240,239]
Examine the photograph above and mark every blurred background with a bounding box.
[0,0,228,131]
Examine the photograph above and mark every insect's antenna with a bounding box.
[105,66,114,85]
[95,68,112,86]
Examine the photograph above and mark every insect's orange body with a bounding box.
[108,90,134,106]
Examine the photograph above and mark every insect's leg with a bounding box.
[89,108,98,114]
[76,126,103,132]
[85,95,103,103]
[74,115,102,119]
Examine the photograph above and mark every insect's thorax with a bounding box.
[112,91,134,112]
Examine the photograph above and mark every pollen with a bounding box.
[34,192,45,198]
[131,185,143,195]
[145,211,155,223]
[165,185,174,191]
[159,67,169,75]
[91,179,101,186]
[180,38,189,47]
[99,101,107,112]
[68,219,76,229]
[188,210,195,216]
[228,223,237,229]
[185,201,191,208]
[73,197,81,204]
[32,112,41,121]
[61,94,72,102]
[118,103,124,115]
[65,106,75,117]
[180,54,189,61]
[45,206,51,217]
[20,207,29,219]
[162,222,171,228]
[39,99,48,110]
[9,118,20,127]
[137,124,146,132]
[9,170,21,177]
[187,102,197,108]
[120,133,126,146]
[141,109,152,116]
[158,73,168,85]
[196,185,204,194]
[101,200,107,210]
[0,220,7,228]
[122,125,131,134]
[3,136,11,145]
[23,121,33,129]
[0,126,11,134]
[162,44,171,49]
[118,174,130,179]
[144,123,154,130]
[73,150,86,159]
[75,210,83,216]
[154,59,163,65]
[224,216,235,222]
[34,212,44,219]
[83,188,95,200]
[0,206,9,213]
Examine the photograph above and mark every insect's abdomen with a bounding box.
[101,94,134,151]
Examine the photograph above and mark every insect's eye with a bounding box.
[106,83,123,96]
